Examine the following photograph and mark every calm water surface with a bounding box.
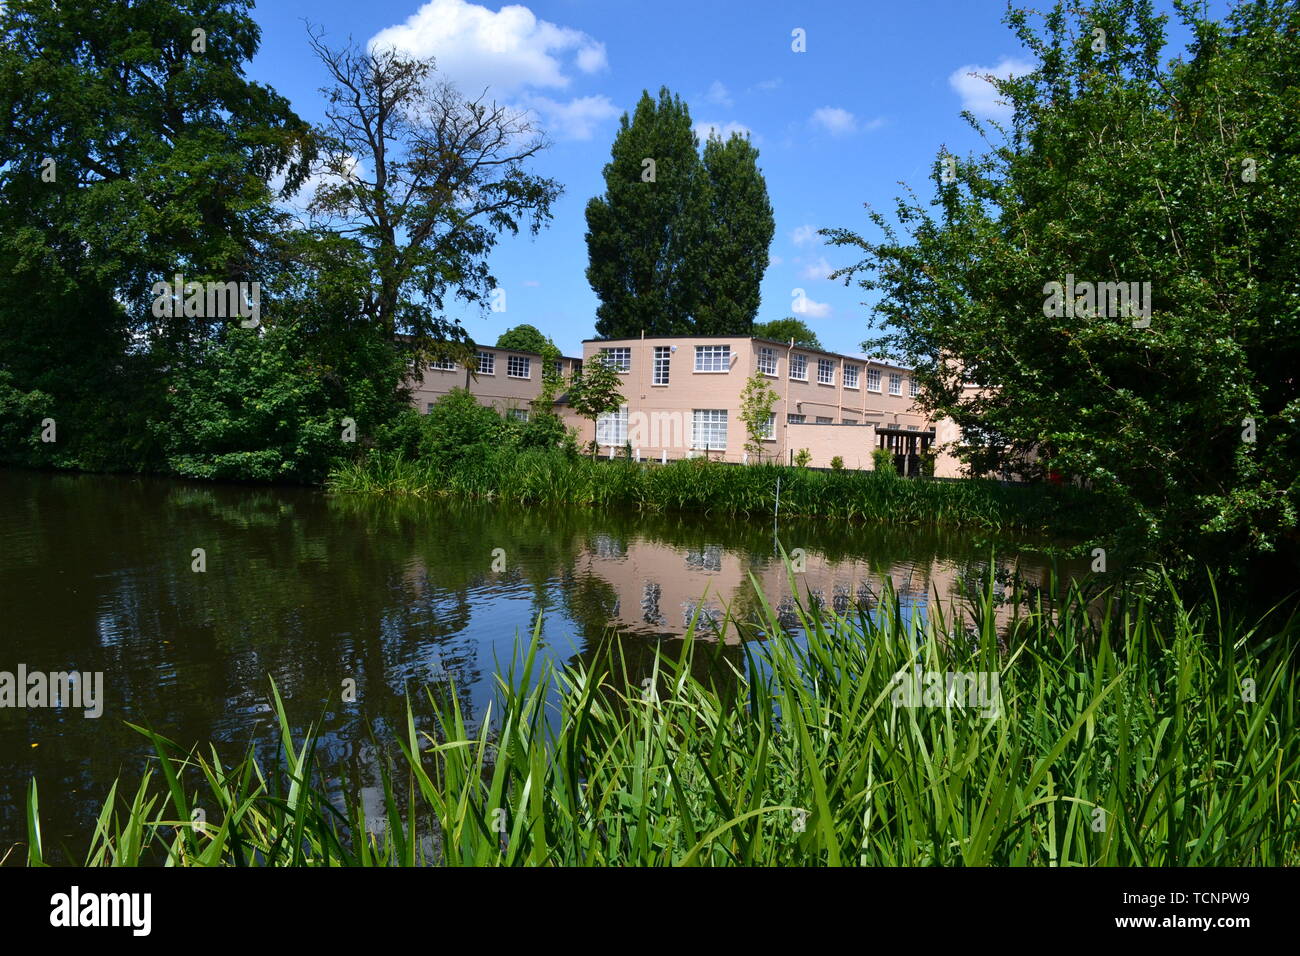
[0,468,1072,861]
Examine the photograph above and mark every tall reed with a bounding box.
[25,571,1300,866]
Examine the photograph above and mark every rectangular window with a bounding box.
[817,358,835,385]
[430,357,456,371]
[601,347,631,372]
[760,413,776,440]
[757,346,778,376]
[787,413,805,424]
[790,354,808,380]
[507,355,531,379]
[426,402,435,414]
[909,377,919,397]
[507,408,529,422]
[889,372,902,396]
[866,367,882,392]
[906,424,920,431]
[652,345,671,385]
[694,345,731,372]
[842,417,858,425]
[815,416,833,424]
[691,409,728,450]
[596,405,628,445]
[844,364,859,389]
[476,351,495,375]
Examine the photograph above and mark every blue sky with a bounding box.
[247,0,1224,358]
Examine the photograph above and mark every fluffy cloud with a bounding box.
[694,120,752,142]
[523,93,619,140]
[800,256,832,280]
[948,56,1035,120]
[703,80,733,107]
[809,106,857,136]
[370,0,613,140]
[794,296,832,318]
[791,224,818,246]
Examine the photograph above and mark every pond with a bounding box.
[0,468,1076,862]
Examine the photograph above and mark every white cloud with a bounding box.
[796,297,832,318]
[369,0,613,140]
[948,56,1034,120]
[800,256,832,280]
[753,77,782,92]
[523,94,619,140]
[703,80,733,107]
[809,106,858,136]
[791,224,818,246]
[694,120,752,142]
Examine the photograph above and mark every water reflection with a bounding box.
[0,469,1074,862]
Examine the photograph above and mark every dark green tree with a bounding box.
[496,324,554,353]
[824,0,1300,597]
[566,360,624,457]
[696,133,774,334]
[585,88,710,338]
[753,317,822,349]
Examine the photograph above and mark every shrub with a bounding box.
[830,455,844,471]
[794,448,812,468]
[871,447,895,475]
[420,388,504,470]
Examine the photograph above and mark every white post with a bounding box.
[743,451,749,465]
[635,448,641,462]
[608,445,614,460]
[661,449,667,465]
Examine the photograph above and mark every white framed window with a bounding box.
[909,377,920,398]
[842,417,858,425]
[790,354,808,380]
[652,345,671,385]
[817,358,835,385]
[787,413,805,424]
[426,402,435,414]
[695,345,731,372]
[691,409,728,450]
[596,405,629,445]
[476,351,495,375]
[844,364,860,389]
[430,357,456,371]
[601,347,631,372]
[906,424,920,431]
[507,355,531,379]
[507,407,529,422]
[866,367,882,392]
[757,347,778,376]
[760,413,776,440]
[815,416,833,424]
[889,372,902,396]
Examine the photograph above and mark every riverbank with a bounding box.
[327,449,1104,536]
[26,572,1300,866]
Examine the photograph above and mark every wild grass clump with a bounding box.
[25,571,1300,866]
[327,449,1099,535]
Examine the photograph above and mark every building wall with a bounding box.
[576,336,934,469]
[409,345,581,417]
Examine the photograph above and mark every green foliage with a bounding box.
[159,326,346,483]
[824,0,1300,596]
[753,317,822,349]
[830,456,844,471]
[495,324,554,353]
[585,88,773,337]
[329,452,1102,534]
[695,133,775,334]
[37,572,1300,865]
[567,360,625,453]
[420,389,505,470]
[872,447,896,475]
[793,448,812,468]
[0,371,53,467]
[739,373,779,458]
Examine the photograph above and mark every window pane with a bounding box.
[476,351,495,374]
[691,409,728,449]
[694,345,731,372]
[653,345,671,385]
